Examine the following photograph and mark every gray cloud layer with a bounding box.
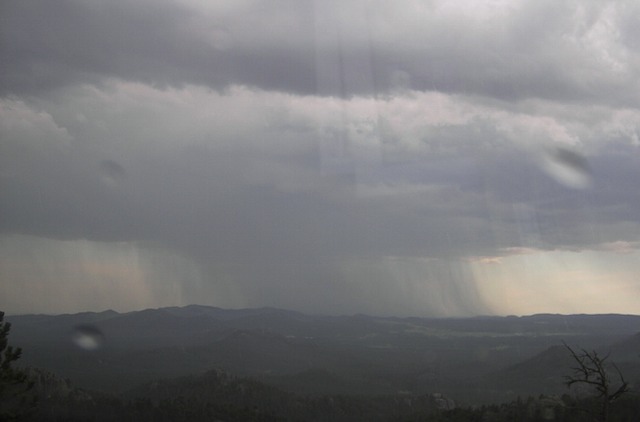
[3,0,639,103]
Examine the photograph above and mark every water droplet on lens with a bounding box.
[540,147,591,189]
[390,70,412,93]
[211,28,232,51]
[99,159,125,188]
[72,325,104,351]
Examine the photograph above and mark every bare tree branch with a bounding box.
[563,342,630,422]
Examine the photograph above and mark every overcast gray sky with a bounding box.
[2,0,640,316]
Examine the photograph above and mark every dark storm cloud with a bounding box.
[2,79,638,260]
[3,0,638,103]
[2,90,637,266]
[1,0,317,95]
[448,138,640,247]
[0,135,486,260]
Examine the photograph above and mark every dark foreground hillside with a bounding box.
[8,306,640,404]
[15,368,447,422]
[5,306,640,420]
[11,368,640,422]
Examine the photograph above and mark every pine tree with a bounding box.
[0,310,33,421]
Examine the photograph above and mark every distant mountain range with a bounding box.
[7,306,640,404]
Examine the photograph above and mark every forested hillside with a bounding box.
[4,306,640,421]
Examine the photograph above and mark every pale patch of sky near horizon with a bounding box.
[2,234,639,316]
[0,236,199,315]
[471,249,640,315]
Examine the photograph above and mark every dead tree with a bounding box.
[563,342,629,422]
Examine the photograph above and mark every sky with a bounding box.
[1,0,640,317]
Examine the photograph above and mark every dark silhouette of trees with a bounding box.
[1,311,27,388]
[0,310,33,421]
[563,342,630,422]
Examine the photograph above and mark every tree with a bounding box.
[0,311,32,421]
[0,311,27,390]
[563,342,629,422]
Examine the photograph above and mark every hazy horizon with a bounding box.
[2,0,640,317]
[6,302,640,320]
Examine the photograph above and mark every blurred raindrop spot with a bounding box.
[99,159,126,188]
[72,325,105,351]
[390,70,412,93]
[540,147,591,189]
[211,28,232,51]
